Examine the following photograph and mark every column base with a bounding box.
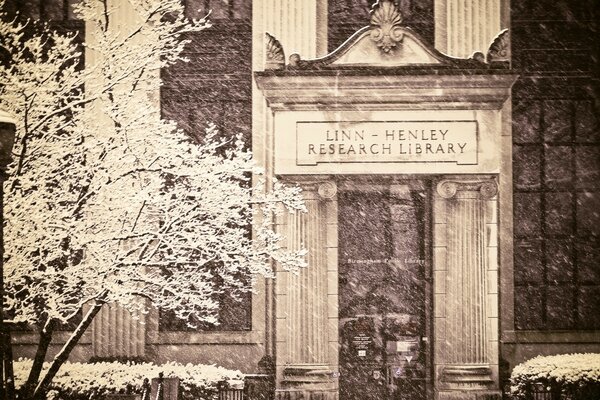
[275,389,338,400]
[277,364,337,400]
[443,365,494,387]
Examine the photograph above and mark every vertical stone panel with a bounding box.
[251,0,327,378]
[85,0,148,360]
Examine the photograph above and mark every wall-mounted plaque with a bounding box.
[273,109,501,175]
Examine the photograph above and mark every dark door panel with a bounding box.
[338,182,431,400]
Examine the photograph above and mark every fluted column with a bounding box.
[435,178,499,396]
[86,0,149,360]
[92,304,145,358]
[276,180,337,400]
[434,0,505,58]
[286,187,328,365]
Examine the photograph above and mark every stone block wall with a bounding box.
[501,0,600,388]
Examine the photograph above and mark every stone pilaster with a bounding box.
[86,0,150,360]
[434,0,506,58]
[254,0,327,63]
[287,186,328,365]
[92,304,145,358]
[275,180,337,400]
[252,0,327,364]
[434,178,501,399]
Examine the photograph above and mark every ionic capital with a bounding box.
[436,178,498,199]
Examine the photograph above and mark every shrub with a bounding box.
[510,353,600,399]
[14,359,243,400]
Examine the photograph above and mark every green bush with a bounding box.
[510,353,600,400]
[14,359,243,400]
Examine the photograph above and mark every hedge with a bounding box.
[510,353,600,399]
[14,359,243,400]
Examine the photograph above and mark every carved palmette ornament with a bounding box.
[265,32,285,69]
[486,29,510,63]
[370,0,404,53]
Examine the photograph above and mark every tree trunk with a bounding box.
[19,319,55,400]
[31,298,106,400]
[1,327,16,400]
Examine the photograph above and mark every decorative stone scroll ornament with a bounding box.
[486,29,510,64]
[436,179,498,199]
[317,181,337,199]
[369,0,404,53]
[265,32,285,69]
[436,180,458,199]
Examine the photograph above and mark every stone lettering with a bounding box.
[297,121,478,166]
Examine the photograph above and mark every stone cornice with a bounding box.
[255,72,518,111]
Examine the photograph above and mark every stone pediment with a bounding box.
[323,27,445,67]
[265,0,509,71]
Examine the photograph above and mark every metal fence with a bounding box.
[521,382,600,400]
[218,374,274,400]
[105,372,274,400]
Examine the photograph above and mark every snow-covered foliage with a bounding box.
[510,353,600,399]
[1,0,305,330]
[14,358,242,400]
[1,0,305,329]
[0,0,306,397]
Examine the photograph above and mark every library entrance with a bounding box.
[338,180,432,400]
[255,1,514,396]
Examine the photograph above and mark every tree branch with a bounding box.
[20,319,55,400]
[32,292,108,400]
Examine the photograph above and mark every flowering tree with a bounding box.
[0,1,305,399]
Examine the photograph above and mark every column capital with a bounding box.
[436,178,498,199]
[281,176,336,200]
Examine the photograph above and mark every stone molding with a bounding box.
[255,73,517,111]
[442,364,494,385]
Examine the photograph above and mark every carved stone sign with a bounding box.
[296,121,478,166]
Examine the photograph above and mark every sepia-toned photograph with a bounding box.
[0,1,598,399]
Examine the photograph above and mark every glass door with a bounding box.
[338,180,432,400]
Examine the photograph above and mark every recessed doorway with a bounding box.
[338,179,433,400]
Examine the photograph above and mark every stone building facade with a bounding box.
[6,1,599,399]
